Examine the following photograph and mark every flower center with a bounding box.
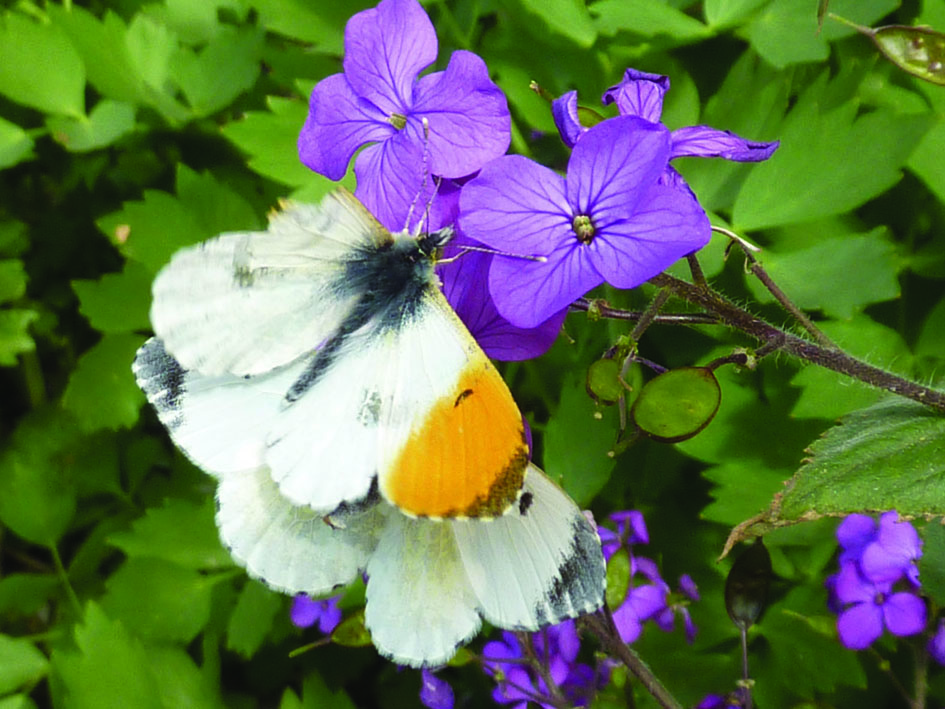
[389,113,407,130]
[572,214,596,244]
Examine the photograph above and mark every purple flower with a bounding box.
[655,574,700,643]
[460,115,710,328]
[599,509,648,561]
[420,668,454,709]
[440,236,566,361]
[836,513,878,565]
[832,561,926,650]
[929,619,945,665]
[298,0,510,232]
[290,594,342,633]
[612,582,668,644]
[553,67,779,163]
[484,632,554,709]
[860,511,922,586]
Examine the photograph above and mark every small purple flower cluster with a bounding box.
[298,0,777,359]
[601,511,699,644]
[290,594,343,634]
[825,511,926,650]
[482,622,607,709]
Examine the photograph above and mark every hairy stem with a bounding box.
[647,272,945,412]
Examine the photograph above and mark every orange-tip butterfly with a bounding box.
[132,188,605,665]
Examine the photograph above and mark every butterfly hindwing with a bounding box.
[452,464,607,629]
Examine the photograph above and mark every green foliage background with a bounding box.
[1,0,945,707]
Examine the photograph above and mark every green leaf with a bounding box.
[330,611,371,649]
[71,260,152,334]
[790,316,913,420]
[0,116,33,169]
[0,574,60,617]
[62,333,147,432]
[49,6,145,105]
[100,558,217,643]
[777,398,945,522]
[733,71,934,231]
[919,522,945,607]
[54,603,162,709]
[170,29,263,116]
[47,100,136,153]
[544,377,617,507]
[0,309,37,365]
[917,296,945,367]
[745,228,901,318]
[591,0,710,42]
[746,0,899,68]
[0,695,37,709]
[604,548,631,609]
[704,0,770,28]
[249,0,367,51]
[0,635,48,695]
[301,669,357,709]
[108,497,233,570]
[0,11,85,117]
[221,96,322,188]
[147,645,224,709]
[175,165,261,237]
[753,586,866,704]
[0,406,80,546]
[226,581,283,658]
[674,51,789,213]
[98,191,201,272]
[0,259,27,304]
[520,0,596,47]
[0,221,28,257]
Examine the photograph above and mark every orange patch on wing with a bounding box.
[381,360,528,518]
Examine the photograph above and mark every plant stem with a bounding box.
[586,609,683,709]
[647,272,945,412]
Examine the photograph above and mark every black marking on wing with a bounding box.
[134,338,187,430]
[534,516,607,625]
[518,492,534,516]
[283,235,437,404]
[454,389,474,407]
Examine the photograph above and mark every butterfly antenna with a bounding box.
[404,117,434,236]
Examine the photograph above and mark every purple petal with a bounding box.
[928,620,945,665]
[343,0,436,113]
[602,68,670,123]
[488,236,602,329]
[459,154,571,255]
[413,51,511,178]
[679,574,700,601]
[633,557,666,587]
[834,561,883,605]
[299,73,393,180]
[611,601,644,643]
[598,528,620,562]
[609,510,648,544]
[682,608,698,643]
[837,602,884,650]
[439,243,565,361]
[670,125,779,162]
[552,620,581,663]
[590,180,710,289]
[625,583,669,620]
[882,592,926,637]
[290,595,320,628]
[420,669,455,709]
[836,513,878,562]
[552,90,584,148]
[353,126,433,232]
[317,597,343,634]
[861,512,923,585]
[565,115,671,219]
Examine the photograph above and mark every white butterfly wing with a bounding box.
[133,338,306,477]
[364,513,481,668]
[150,190,389,377]
[452,464,606,629]
[215,465,384,595]
[264,290,482,513]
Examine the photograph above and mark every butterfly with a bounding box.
[133,188,605,665]
[134,188,528,519]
